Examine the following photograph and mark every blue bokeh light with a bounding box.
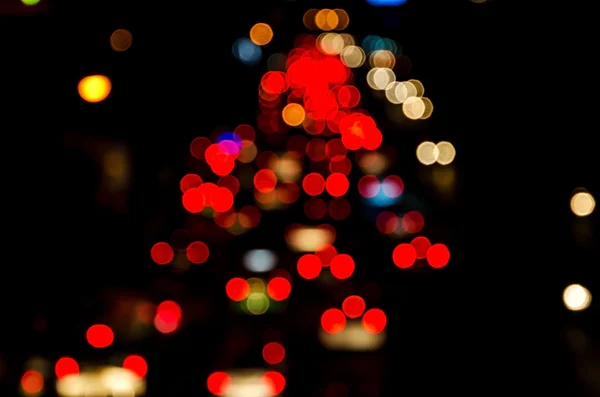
[366,0,407,6]
[232,38,262,66]
[216,132,242,147]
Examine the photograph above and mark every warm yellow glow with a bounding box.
[367,68,395,90]
[282,103,305,126]
[249,23,273,46]
[435,141,456,165]
[570,191,595,217]
[563,284,591,311]
[402,96,425,119]
[319,321,386,351]
[416,141,437,165]
[57,367,145,397]
[340,45,365,68]
[286,227,334,252]
[78,75,112,103]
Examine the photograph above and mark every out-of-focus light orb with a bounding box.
[340,45,365,68]
[110,29,132,52]
[282,103,305,126]
[232,38,262,66]
[563,284,591,311]
[402,96,426,119]
[570,191,595,217]
[315,9,339,31]
[244,249,277,272]
[21,0,40,5]
[250,23,273,46]
[78,75,112,103]
[435,141,456,165]
[317,33,345,55]
[416,141,437,165]
[246,293,269,315]
[366,0,407,5]
[367,68,395,90]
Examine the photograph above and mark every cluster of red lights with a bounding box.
[225,276,292,302]
[392,236,450,269]
[297,248,355,280]
[321,295,387,335]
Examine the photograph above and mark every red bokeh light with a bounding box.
[262,342,286,365]
[392,243,417,268]
[321,308,346,334]
[226,278,250,301]
[123,354,148,378]
[262,371,286,396]
[330,253,355,280]
[207,371,231,396]
[297,254,323,280]
[186,241,210,264]
[267,277,292,301]
[362,308,387,334]
[426,243,450,268]
[402,211,424,234]
[86,324,114,348]
[150,242,174,265]
[325,173,349,197]
[302,173,325,196]
[155,300,181,334]
[21,370,43,394]
[410,236,431,259]
[55,357,79,379]
[342,295,366,319]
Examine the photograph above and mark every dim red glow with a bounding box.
[297,254,323,280]
[21,370,43,394]
[267,277,292,301]
[321,308,346,334]
[186,241,210,264]
[155,300,182,334]
[329,253,355,280]
[207,371,231,396]
[55,357,79,379]
[342,295,366,319]
[376,211,398,234]
[392,243,417,268]
[402,211,424,233]
[302,173,325,196]
[179,173,202,193]
[254,169,278,193]
[362,308,387,334]
[315,244,337,267]
[150,242,174,265]
[123,354,148,378]
[262,371,286,395]
[426,243,450,268]
[262,342,286,365]
[304,197,327,220]
[86,324,114,348]
[226,278,250,301]
[410,236,431,259]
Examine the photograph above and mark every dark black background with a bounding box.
[3,0,599,395]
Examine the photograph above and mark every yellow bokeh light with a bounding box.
[282,103,305,126]
[435,141,456,165]
[408,79,425,97]
[317,33,345,55]
[367,68,395,91]
[563,284,591,311]
[333,9,350,30]
[303,9,319,30]
[570,191,595,216]
[249,23,273,46]
[315,9,339,31]
[420,97,434,119]
[110,29,132,52]
[416,141,437,165]
[402,96,425,119]
[340,45,365,68]
[78,75,112,103]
